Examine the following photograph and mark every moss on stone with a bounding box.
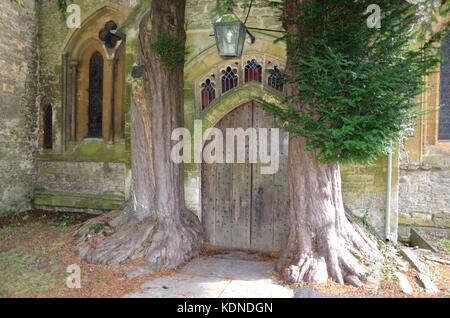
[34,190,124,210]
[37,140,127,163]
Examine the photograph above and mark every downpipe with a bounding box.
[385,149,393,242]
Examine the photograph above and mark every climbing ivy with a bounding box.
[150,33,187,69]
[12,0,68,16]
[215,0,251,16]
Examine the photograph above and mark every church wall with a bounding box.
[0,0,38,213]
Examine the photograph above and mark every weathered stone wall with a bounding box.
[0,0,37,212]
[341,155,399,240]
[36,161,127,196]
[399,145,450,237]
[34,160,129,211]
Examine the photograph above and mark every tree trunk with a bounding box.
[75,0,203,273]
[277,0,383,287]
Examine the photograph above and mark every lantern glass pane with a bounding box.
[214,22,246,57]
[237,24,246,56]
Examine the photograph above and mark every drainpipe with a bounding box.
[385,149,393,242]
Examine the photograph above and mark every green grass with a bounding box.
[436,239,450,254]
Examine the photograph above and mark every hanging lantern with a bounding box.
[213,11,248,58]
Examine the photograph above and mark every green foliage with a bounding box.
[436,239,450,254]
[12,0,68,16]
[150,33,186,69]
[57,0,69,17]
[214,0,257,17]
[0,209,16,218]
[261,0,449,164]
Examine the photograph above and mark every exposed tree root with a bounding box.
[276,206,384,287]
[74,202,203,273]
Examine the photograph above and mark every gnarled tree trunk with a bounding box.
[75,0,203,273]
[277,0,383,287]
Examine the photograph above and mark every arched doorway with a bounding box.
[201,101,289,252]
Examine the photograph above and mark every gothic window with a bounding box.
[43,104,52,150]
[439,36,450,141]
[88,51,104,138]
[244,59,262,83]
[268,65,284,92]
[221,66,238,94]
[201,78,216,109]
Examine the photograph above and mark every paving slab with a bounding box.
[178,256,275,280]
[125,255,293,298]
[126,273,231,298]
[220,279,293,298]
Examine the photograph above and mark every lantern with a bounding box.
[213,11,248,58]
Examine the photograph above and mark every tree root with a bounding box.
[74,202,203,273]
[277,218,384,287]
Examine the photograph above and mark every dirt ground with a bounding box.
[0,210,449,298]
[0,210,173,298]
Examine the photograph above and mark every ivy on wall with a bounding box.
[12,0,68,16]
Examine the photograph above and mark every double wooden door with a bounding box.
[201,101,289,252]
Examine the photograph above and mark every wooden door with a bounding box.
[201,101,289,252]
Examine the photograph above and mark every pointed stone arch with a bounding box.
[61,5,128,145]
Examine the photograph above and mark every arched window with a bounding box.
[244,59,262,83]
[88,51,104,138]
[439,35,450,141]
[221,66,238,94]
[267,65,284,92]
[43,104,53,150]
[201,78,216,109]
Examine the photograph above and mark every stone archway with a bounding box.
[61,5,127,145]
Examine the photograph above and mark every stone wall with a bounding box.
[399,145,450,238]
[34,160,129,211]
[341,155,399,240]
[0,0,37,212]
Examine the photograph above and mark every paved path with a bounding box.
[125,253,294,298]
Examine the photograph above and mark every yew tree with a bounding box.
[74,0,203,274]
[261,0,448,286]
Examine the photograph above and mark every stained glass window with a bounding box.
[221,66,238,94]
[439,36,450,141]
[43,104,52,150]
[88,51,103,138]
[268,65,284,92]
[201,78,216,109]
[244,59,262,83]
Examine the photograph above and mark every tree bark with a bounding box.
[75,0,203,273]
[277,0,383,287]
